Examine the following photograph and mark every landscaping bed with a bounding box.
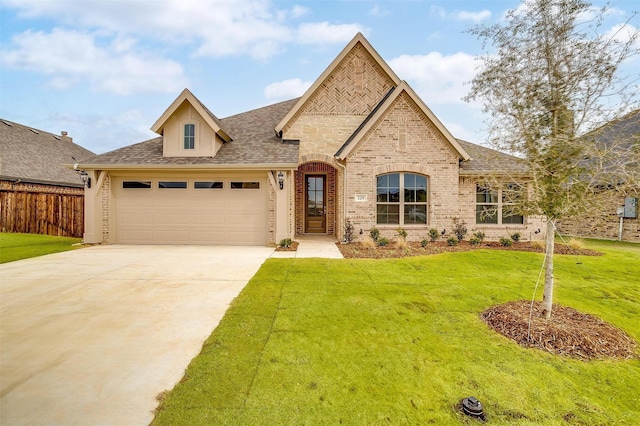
[336,240,602,259]
[482,300,637,360]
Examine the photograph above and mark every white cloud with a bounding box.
[431,5,490,22]
[370,5,390,17]
[296,22,366,45]
[3,0,364,61]
[454,10,491,23]
[264,78,312,100]
[0,28,188,95]
[389,51,477,105]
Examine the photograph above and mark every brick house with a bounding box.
[76,33,545,245]
[0,119,95,237]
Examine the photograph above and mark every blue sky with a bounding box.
[1,0,638,155]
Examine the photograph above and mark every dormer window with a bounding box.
[184,123,195,150]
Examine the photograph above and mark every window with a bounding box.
[159,181,187,189]
[184,123,195,150]
[476,184,524,224]
[122,181,151,189]
[376,173,428,225]
[231,182,260,189]
[194,181,223,189]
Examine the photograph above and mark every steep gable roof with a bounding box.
[151,88,232,143]
[0,119,95,186]
[335,81,471,161]
[275,32,401,135]
[78,99,299,169]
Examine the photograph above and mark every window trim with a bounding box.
[376,172,428,226]
[475,183,524,225]
[183,123,196,150]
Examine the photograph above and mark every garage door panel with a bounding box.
[114,176,267,245]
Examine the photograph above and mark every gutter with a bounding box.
[63,163,300,172]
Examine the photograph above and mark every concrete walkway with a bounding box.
[0,245,273,426]
[270,235,344,259]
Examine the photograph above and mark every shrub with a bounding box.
[453,219,468,241]
[470,237,482,246]
[377,237,390,247]
[567,237,586,250]
[394,238,409,250]
[420,239,429,248]
[531,240,545,250]
[369,228,380,242]
[499,237,513,247]
[278,238,292,248]
[511,232,521,242]
[396,227,408,240]
[343,219,354,243]
[361,236,377,249]
[447,236,459,246]
[428,228,439,242]
[473,231,485,242]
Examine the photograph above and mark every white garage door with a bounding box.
[113,175,268,245]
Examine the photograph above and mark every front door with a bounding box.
[305,175,326,233]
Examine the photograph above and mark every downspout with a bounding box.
[334,160,347,242]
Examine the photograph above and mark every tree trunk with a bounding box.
[541,218,555,319]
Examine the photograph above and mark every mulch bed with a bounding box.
[481,301,637,360]
[275,241,299,251]
[336,240,602,259]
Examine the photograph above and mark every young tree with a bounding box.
[465,0,639,318]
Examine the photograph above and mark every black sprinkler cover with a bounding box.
[462,396,484,418]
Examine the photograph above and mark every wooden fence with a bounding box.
[0,181,84,238]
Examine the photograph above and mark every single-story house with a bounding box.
[0,119,95,237]
[556,109,639,242]
[75,33,545,246]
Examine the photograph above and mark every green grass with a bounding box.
[0,232,82,263]
[153,240,640,425]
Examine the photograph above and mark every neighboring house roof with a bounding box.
[0,118,95,187]
[335,81,471,161]
[79,98,300,170]
[150,88,232,143]
[274,32,402,135]
[458,139,527,175]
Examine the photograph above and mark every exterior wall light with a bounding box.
[79,170,91,188]
[277,171,284,190]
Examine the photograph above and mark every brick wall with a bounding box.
[344,92,462,242]
[557,192,640,242]
[101,174,110,243]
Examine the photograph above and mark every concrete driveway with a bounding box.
[0,245,274,426]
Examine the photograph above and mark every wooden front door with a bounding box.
[305,175,326,233]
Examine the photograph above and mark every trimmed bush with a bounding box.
[447,236,459,246]
[500,237,513,247]
[377,237,390,247]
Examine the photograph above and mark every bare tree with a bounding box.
[465,0,639,318]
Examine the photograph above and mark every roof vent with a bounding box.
[29,128,40,134]
[1,120,12,127]
[53,135,61,140]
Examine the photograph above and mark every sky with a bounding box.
[1,0,638,155]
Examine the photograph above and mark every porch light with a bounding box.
[79,170,91,188]
[277,171,284,190]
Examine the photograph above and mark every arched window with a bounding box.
[184,123,195,150]
[376,173,428,225]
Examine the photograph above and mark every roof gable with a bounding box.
[275,32,401,135]
[335,81,471,161]
[151,88,232,143]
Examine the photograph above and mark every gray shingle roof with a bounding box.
[458,139,527,175]
[0,119,96,186]
[81,98,300,168]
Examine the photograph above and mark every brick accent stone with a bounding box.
[101,174,110,243]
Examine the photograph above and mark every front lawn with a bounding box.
[153,240,640,425]
[0,232,82,263]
